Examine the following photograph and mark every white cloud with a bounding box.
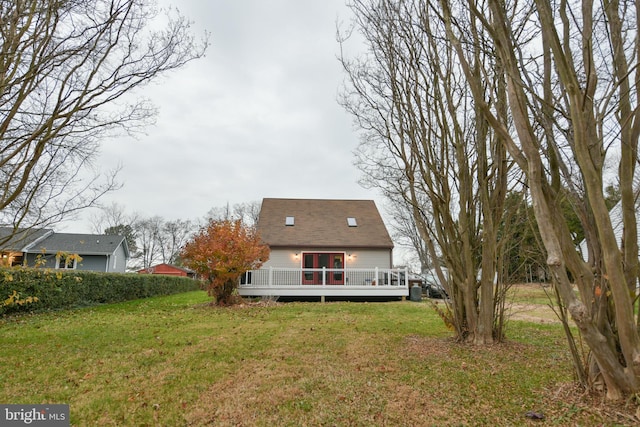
[73,0,381,231]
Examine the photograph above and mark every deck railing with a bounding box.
[239,267,408,288]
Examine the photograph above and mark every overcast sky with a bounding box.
[70,0,385,232]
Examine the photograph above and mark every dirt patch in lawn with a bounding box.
[509,303,561,324]
[505,283,562,324]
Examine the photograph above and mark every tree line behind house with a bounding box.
[90,201,261,272]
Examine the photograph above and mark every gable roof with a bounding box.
[257,198,394,249]
[24,233,129,258]
[0,228,53,251]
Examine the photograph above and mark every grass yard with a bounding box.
[0,288,637,426]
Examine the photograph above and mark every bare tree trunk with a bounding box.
[341,0,516,344]
[603,0,640,302]
[438,0,640,398]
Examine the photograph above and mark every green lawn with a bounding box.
[0,290,634,426]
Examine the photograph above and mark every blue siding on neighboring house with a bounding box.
[24,253,52,269]
[108,243,128,273]
[2,228,129,273]
[24,253,126,273]
[24,253,105,272]
[81,255,111,272]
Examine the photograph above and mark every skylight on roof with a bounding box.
[285,216,295,226]
[347,217,357,227]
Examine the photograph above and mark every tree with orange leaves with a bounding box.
[181,219,269,305]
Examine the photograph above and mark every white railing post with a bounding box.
[243,266,413,289]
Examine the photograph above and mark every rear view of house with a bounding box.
[238,198,407,300]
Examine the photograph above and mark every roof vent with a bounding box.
[285,216,295,226]
[347,217,357,227]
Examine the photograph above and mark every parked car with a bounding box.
[422,272,448,299]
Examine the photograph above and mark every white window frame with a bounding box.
[56,255,77,270]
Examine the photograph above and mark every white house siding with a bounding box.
[263,249,300,268]
[263,248,392,269]
[578,198,640,262]
[345,249,392,269]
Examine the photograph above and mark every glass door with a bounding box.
[302,253,344,285]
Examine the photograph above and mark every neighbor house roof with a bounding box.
[137,263,194,275]
[257,198,394,249]
[24,233,130,258]
[0,227,53,251]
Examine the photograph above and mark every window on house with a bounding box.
[285,216,295,226]
[57,255,77,270]
[347,217,357,227]
[0,252,21,267]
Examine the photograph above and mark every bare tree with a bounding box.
[92,203,196,269]
[134,215,164,270]
[206,201,262,227]
[438,0,640,399]
[90,201,140,259]
[90,202,138,234]
[232,201,262,227]
[157,219,194,264]
[383,195,431,273]
[0,0,207,244]
[340,0,518,344]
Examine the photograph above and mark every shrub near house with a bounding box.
[0,267,199,315]
[181,219,269,306]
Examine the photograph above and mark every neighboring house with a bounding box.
[0,228,129,273]
[238,198,407,299]
[138,263,194,278]
[578,196,640,263]
[0,228,51,267]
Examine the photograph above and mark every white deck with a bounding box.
[238,267,409,298]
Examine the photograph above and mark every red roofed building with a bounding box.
[138,263,194,278]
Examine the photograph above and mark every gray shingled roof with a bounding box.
[257,198,394,249]
[26,233,129,257]
[0,228,53,251]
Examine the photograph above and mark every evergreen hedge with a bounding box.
[0,267,202,315]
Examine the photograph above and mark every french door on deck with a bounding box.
[302,252,344,285]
